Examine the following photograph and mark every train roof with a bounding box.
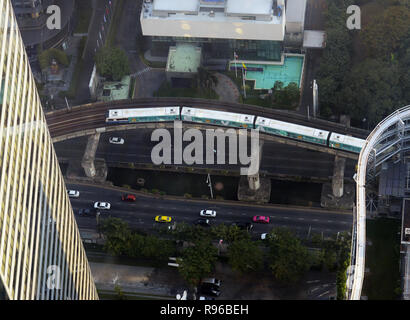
[181,107,255,124]
[329,132,366,148]
[107,107,180,119]
[256,117,330,138]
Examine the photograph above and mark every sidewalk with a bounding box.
[90,262,182,299]
[213,72,240,103]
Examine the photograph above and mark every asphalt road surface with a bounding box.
[55,129,357,179]
[68,183,353,238]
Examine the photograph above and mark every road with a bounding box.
[55,129,357,179]
[68,183,353,238]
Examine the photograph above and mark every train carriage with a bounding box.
[255,117,330,146]
[181,107,255,129]
[328,133,365,153]
[106,107,180,124]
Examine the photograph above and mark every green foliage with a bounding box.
[210,224,250,243]
[194,67,219,92]
[38,48,69,70]
[100,218,132,256]
[317,1,410,126]
[178,240,218,286]
[227,239,263,274]
[272,81,300,109]
[340,58,402,126]
[267,228,311,283]
[95,46,130,81]
[100,217,176,261]
[361,6,410,58]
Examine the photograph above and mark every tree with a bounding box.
[340,58,402,126]
[38,48,69,70]
[178,240,218,286]
[194,67,218,93]
[100,218,132,256]
[210,224,250,243]
[95,46,130,81]
[361,5,410,58]
[272,81,300,109]
[267,228,311,283]
[227,239,263,274]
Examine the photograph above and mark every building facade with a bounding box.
[0,0,97,300]
[141,0,286,64]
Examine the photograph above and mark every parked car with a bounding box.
[78,208,93,217]
[121,194,136,202]
[155,215,172,223]
[109,137,124,145]
[202,278,221,287]
[231,221,253,231]
[94,202,111,210]
[200,283,220,297]
[67,190,80,198]
[199,296,215,300]
[194,218,210,227]
[252,215,270,224]
[200,209,216,218]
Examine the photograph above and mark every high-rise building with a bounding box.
[0,0,97,300]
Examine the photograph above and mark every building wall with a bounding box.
[0,0,98,300]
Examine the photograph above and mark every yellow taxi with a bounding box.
[155,215,172,223]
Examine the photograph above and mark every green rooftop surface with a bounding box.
[166,44,201,73]
[98,76,131,102]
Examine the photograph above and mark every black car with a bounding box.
[194,218,210,227]
[231,222,253,231]
[200,283,220,297]
[78,208,94,217]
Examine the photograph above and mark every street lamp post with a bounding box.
[206,174,213,199]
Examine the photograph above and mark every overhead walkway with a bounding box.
[348,105,410,300]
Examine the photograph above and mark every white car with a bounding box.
[261,233,268,240]
[200,209,216,218]
[67,190,80,198]
[109,137,124,145]
[94,202,111,210]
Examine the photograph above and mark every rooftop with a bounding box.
[225,0,273,16]
[98,76,131,102]
[153,0,199,12]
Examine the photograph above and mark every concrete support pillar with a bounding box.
[332,155,346,198]
[248,174,260,191]
[247,139,264,191]
[82,133,101,178]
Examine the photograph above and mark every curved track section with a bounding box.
[45,98,369,139]
[350,105,410,300]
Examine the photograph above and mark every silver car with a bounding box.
[109,137,124,145]
[67,190,80,198]
[94,202,111,210]
[200,209,216,218]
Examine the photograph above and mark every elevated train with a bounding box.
[106,106,365,154]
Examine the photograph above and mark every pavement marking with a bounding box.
[318,290,330,298]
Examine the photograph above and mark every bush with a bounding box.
[184,193,192,199]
